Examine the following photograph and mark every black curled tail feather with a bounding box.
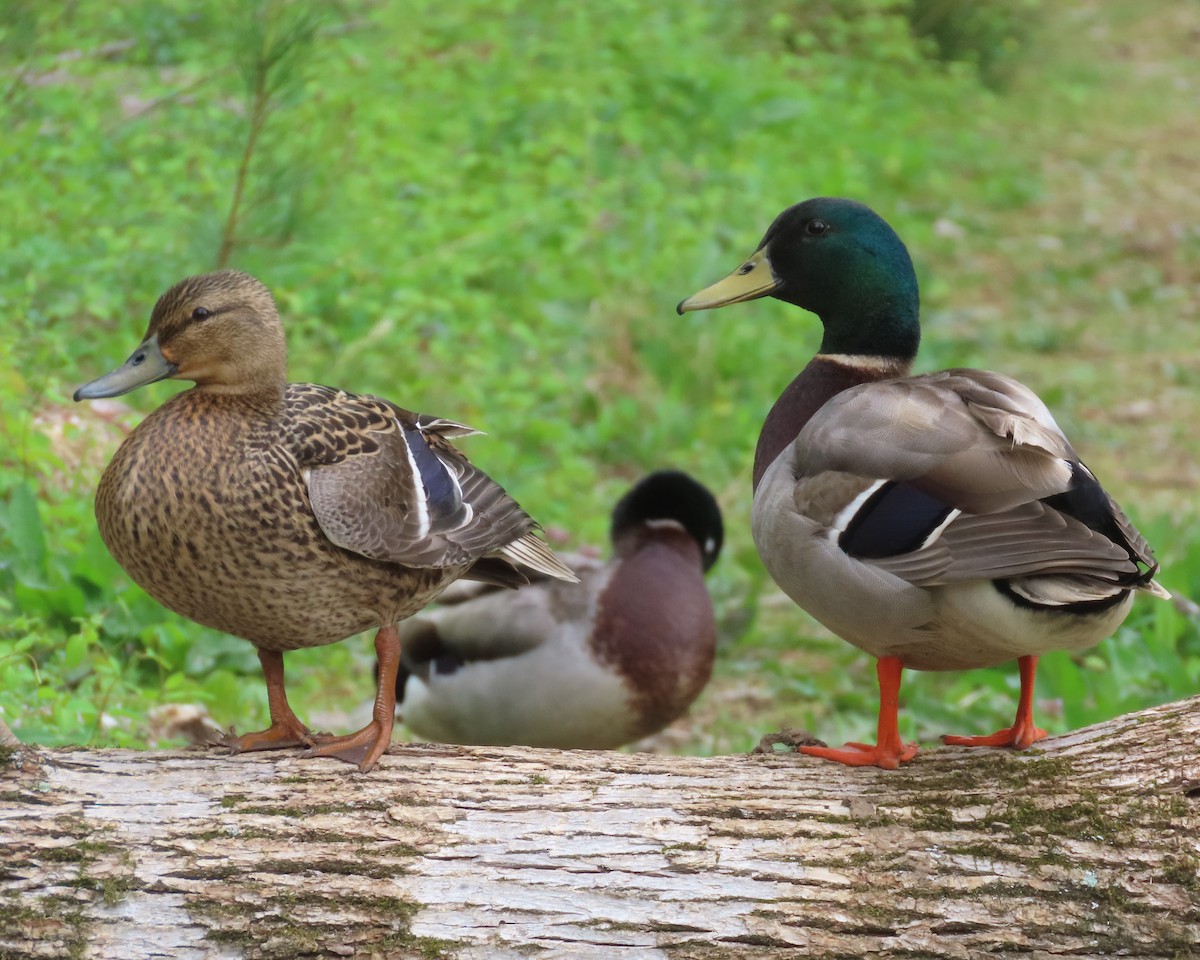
[1041,461,1159,577]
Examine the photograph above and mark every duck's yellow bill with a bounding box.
[676,248,779,314]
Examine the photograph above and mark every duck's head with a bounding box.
[677,197,920,360]
[610,470,723,572]
[74,270,288,401]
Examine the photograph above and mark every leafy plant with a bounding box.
[216,1,330,267]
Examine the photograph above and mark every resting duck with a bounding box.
[394,470,724,748]
[678,197,1168,769]
[74,270,575,772]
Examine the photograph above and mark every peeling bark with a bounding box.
[2,697,1198,959]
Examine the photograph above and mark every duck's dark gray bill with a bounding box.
[73,334,177,401]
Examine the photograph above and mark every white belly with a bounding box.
[401,632,639,749]
[751,459,1133,672]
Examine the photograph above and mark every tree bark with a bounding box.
[2,697,1198,960]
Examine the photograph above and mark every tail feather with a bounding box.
[1144,578,1172,600]
[498,532,578,583]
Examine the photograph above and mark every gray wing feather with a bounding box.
[400,556,603,664]
[288,385,566,575]
[796,370,1076,513]
[791,370,1152,588]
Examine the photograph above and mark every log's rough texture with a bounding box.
[2,697,1199,959]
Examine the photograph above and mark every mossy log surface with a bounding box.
[2,696,1198,960]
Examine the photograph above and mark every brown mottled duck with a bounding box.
[74,270,575,772]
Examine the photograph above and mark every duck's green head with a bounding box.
[677,197,920,360]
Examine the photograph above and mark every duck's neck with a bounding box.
[612,520,698,564]
[189,378,287,418]
[184,344,288,404]
[752,353,912,491]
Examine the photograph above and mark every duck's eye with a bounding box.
[805,220,829,237]
[192,306,212,320]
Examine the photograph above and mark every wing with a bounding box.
[398,557,605,678]
[790,369,1161,590]
[450,550,603,595]
[284,384,574,580]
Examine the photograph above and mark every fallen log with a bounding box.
[2,696,1198,959]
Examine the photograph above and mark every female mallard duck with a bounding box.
[678,197,1168,769]
[394,470,723,748]
[74,270,575,772]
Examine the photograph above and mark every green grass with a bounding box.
[1,0,1197,754]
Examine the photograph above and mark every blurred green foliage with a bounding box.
[1,0,1195,753]
[910,0,1042,87]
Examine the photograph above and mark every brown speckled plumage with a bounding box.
[97,385,468,650]
[77,270,574,771]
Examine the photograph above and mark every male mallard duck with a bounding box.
[678,197,1168,769]
[394,470,724,748]
[74,270,575,772]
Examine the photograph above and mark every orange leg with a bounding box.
[942,654,1048,750]
[800,656,919,770]
[221,649,315,753]
[306,624,399,773]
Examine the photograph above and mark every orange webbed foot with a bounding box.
[299,622,401,773]
[800,740,919,770]
[226,648,316,753]
[942,720,1046,750]
[943,655,1046,750]
[221,717,315,754]
[305,721,392,773]
[798,656,918,770]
